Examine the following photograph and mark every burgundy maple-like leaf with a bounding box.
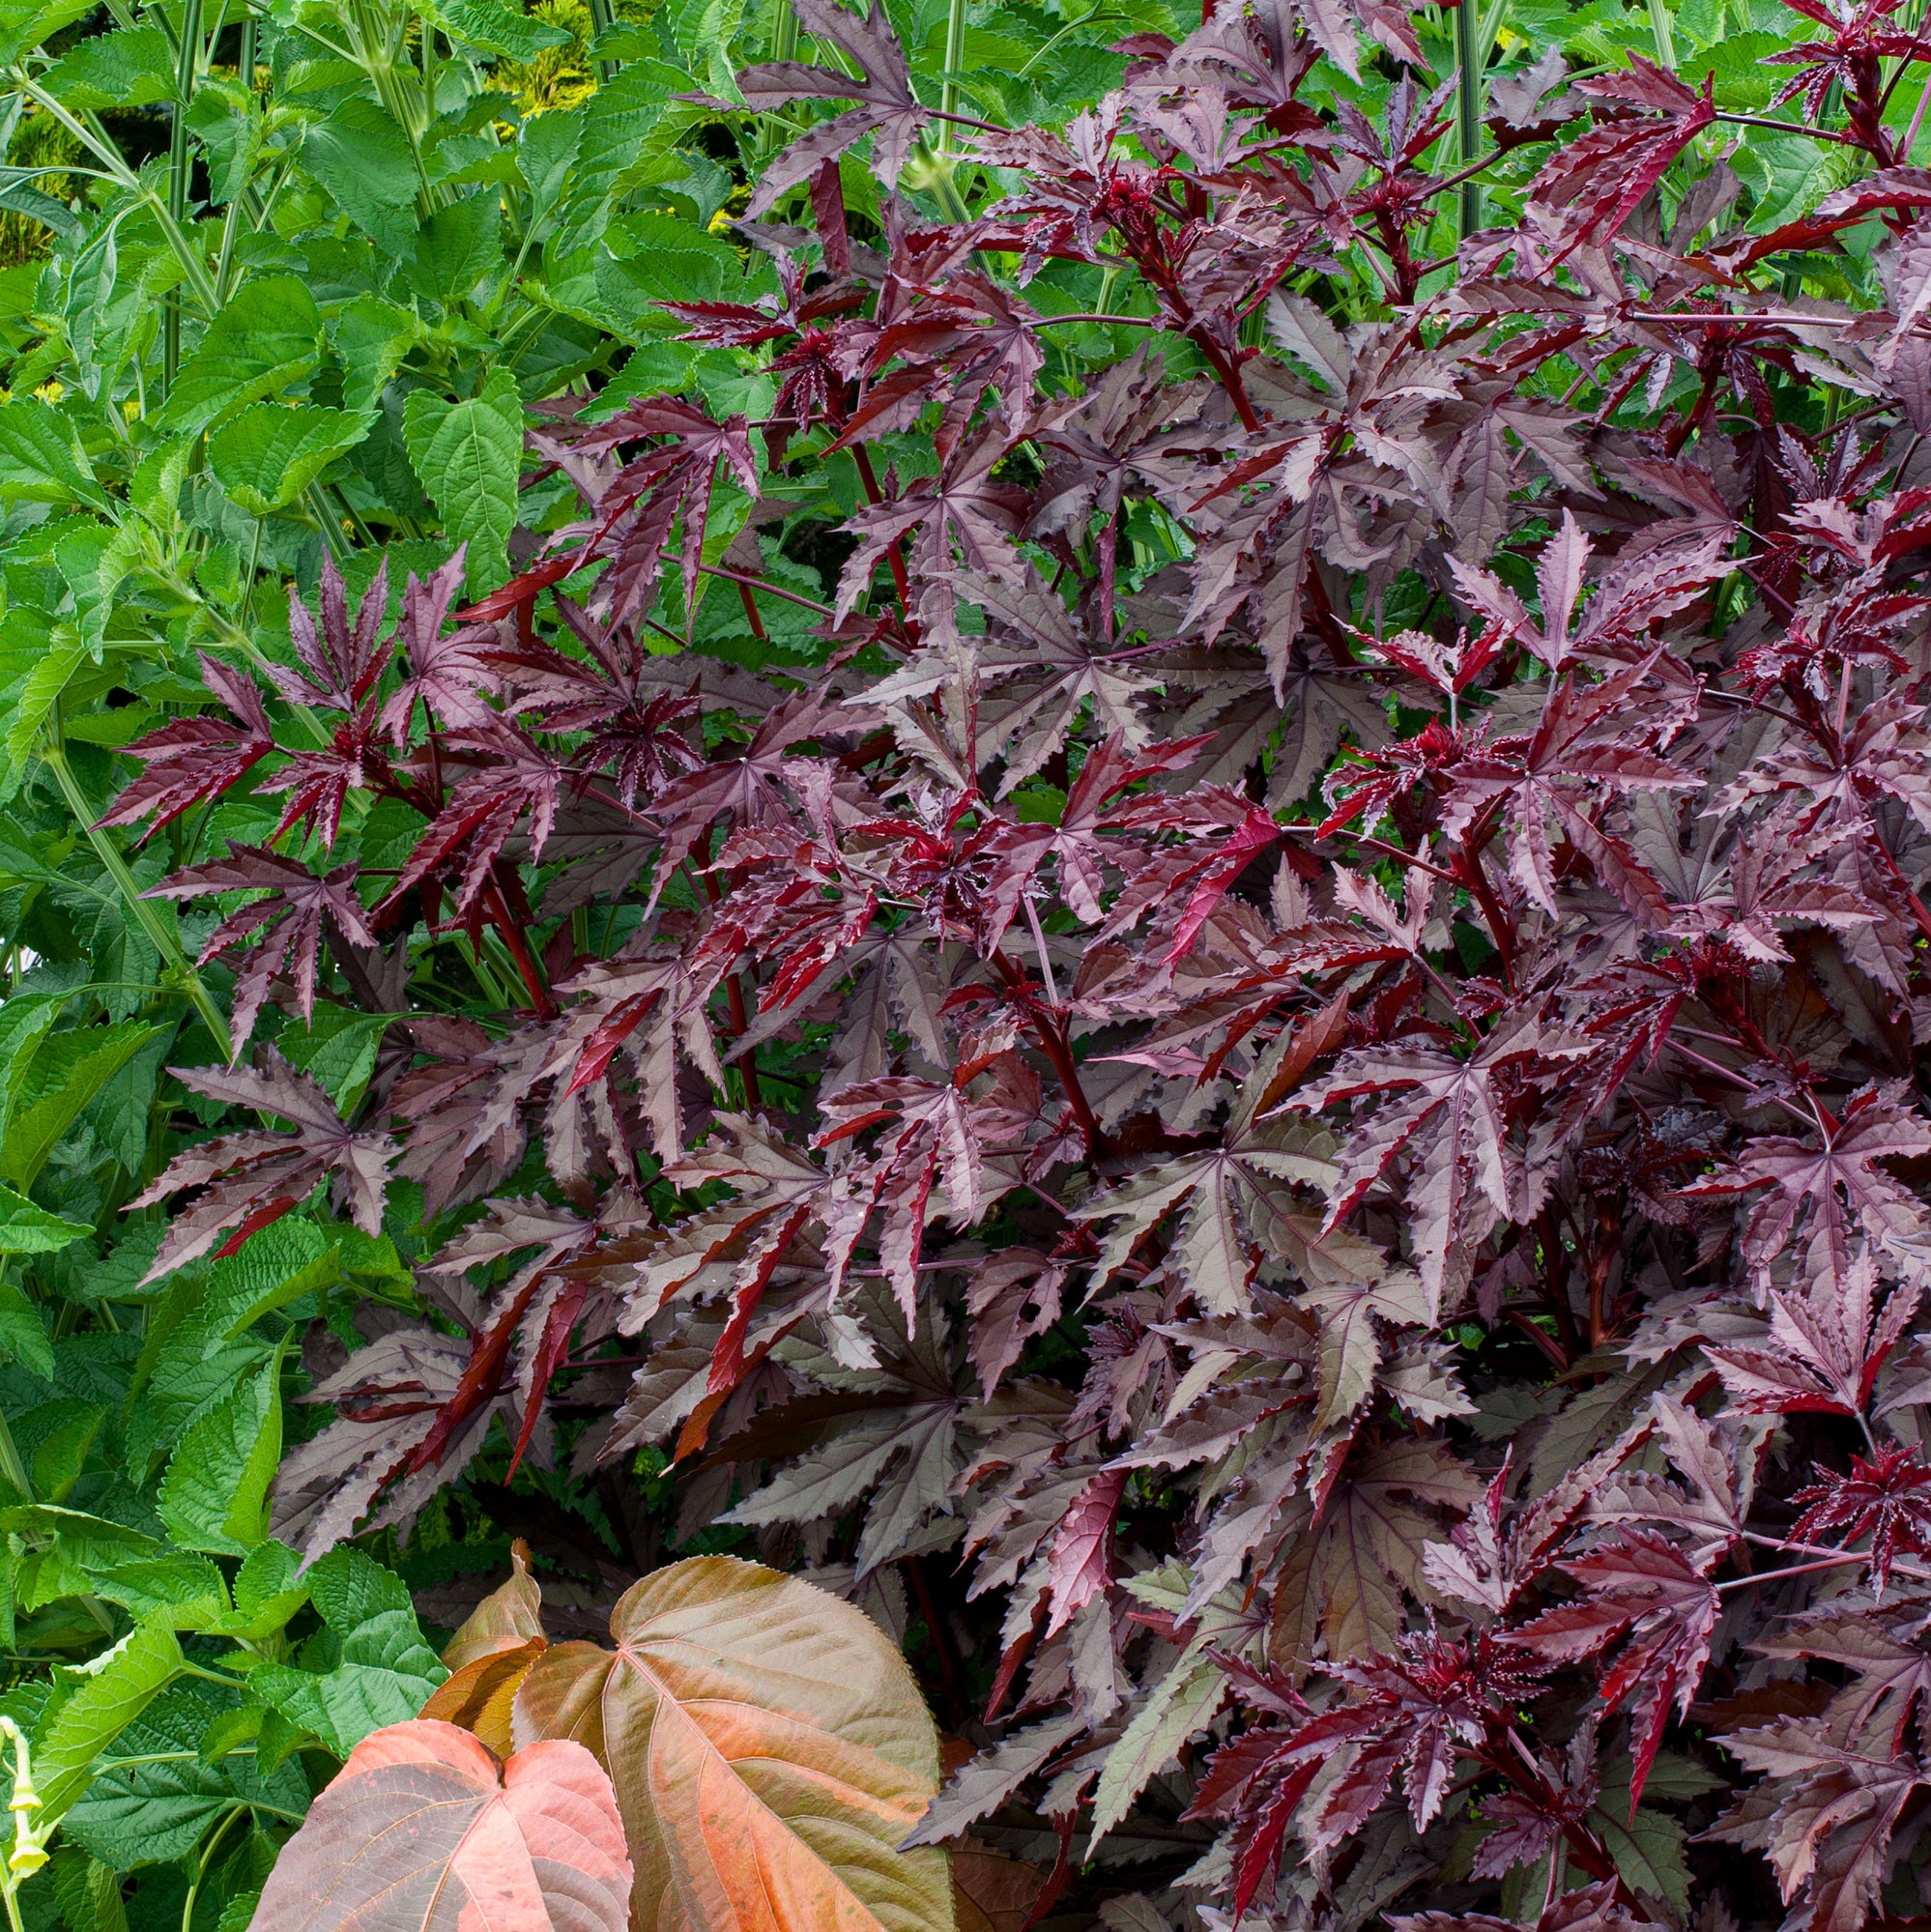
[1045,1465,1128,1634]
[842,275,1047,461]
[272,555,391,712]
[246,569,416,850]
[645,689,834,885]
[378,548,503,746]
[1510,1529,1720,1812]
[1471,1735,1599,1882]
[494,596,703,807]
[128,1049,395,1282]
[273,1328,518,1562]
[1394,1883,1656,1932]
[837,418,1030,616]
[1792,1445,1931,1595]
[98,653,277,838]
[662,256,865,433]
[1525,57,1716,260]
[380,716,570,926]
[815,1064,1036,1319]
[527,398,760,626]
[1704,1254,1922,1423]
[729,0,932,215]
[1435,654,1698,926]
[1298,1014,1592,1315]
[1691,1090,1931,1290]
[147,845,380,1054]
[1716,1717,1929,1932]
[1188,1629,1549,1918]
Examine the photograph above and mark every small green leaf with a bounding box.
[276,1008,393,1112]
[207,405,375,516]
[248,1615,446,1756]
[90,1552,229,1629]
[3,1023,159,1189]
[402,368,523,592]
[157,1358,283,1557]
[42,25,173,107]
[154,277,322,438]
[302,101,423,252]
[62,1686,310,1868]
[210,1541,308,1639]
[34,1615,184,1825]
[0,1185,92,1254]
[399,191,503,309]
[0,400,110,510]
[429,0,572,57]
[305,1544,414,1632]
[0,1282,52,1378]
[51,1850,129,1932]
[30,1401,102,1502]
[331,298,418,413]
[184,79,259,206]
[245,1546,444,1753]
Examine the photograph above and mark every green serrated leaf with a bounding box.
[246,1554,447,1752]
[29,1400,101,1502]
[304,1544,413,1632]
[302,101,422,252]
[90,1552,229,1629]
[42,25,173,107]
[275,1008,392,1112]
[209,1541,307,1639]
[1588,1802,1690,1913]
[0,0,98,64]
[0,1282,52,1378]
[401,368,523,592]
[0,401,109,511]
[34,1616,184,1826]
[3,1023,159,1189]
[0,1187,90,1255]
[51,1849,130,1932]
[63,1685,309,1868]
[430,0,573,58]
[156,1357,283,1557]
[206,405,375,516]
[154,277,322,438]
[331,298,418,413]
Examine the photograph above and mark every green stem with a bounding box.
[305,480,352,562]
[182,1805,247,1932]
[209,8,256,300]
[41,740,233,1059]
[0,1408,29,1504]
[163,0,206,395]
[587,0,616,79]
[937,0,966,153]
[919,142,973,224]
[175,1661,253,1689]
[755,0,795,157]
[1455,0,1482,238]
[1648,0,1676,68]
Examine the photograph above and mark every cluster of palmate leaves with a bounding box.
[27,0,1931,1916]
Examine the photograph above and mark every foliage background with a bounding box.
[4,0,1931,1924]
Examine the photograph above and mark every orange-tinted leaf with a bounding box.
[421,1644,547,1759]
[443,1540,549,1671]
[508,1554,956,1932]
[421,1543,552,1756]
[251,1719,630,1932]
